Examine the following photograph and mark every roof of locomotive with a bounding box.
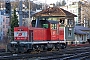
[32,20,59,24]
[47,20,59,24]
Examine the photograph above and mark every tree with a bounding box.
[56,1,61,6]
[61,0,66,6]
[10,8,19,39]
[80,1,90,27]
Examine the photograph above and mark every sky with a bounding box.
[10,0,89,4]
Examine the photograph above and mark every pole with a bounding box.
[28,0,31,27]
[5,0,11,41]
[5,0,11,52]
[19,0,22,26]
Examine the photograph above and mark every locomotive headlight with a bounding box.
[36,45,39,48]
[24,48,26,50]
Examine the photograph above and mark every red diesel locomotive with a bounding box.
[7,20,66,53]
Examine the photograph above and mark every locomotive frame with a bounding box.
[7,20,67,53]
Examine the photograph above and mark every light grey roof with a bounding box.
[74,29,87,34]
[75,26,90,31]
[74,26,90,35]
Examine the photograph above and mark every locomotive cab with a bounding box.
[31,20,66,50]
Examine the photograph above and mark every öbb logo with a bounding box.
[18,33,22,36]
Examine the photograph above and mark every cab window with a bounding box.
[42,24,48,28]
[32,23,35,27]
[51,24,57,29]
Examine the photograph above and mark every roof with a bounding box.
[32,7,77,17]
[74,29,87,34]
[75,26,90,31]
[74,26,90,35]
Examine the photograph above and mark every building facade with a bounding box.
[0,11,3,40]
[0,10,10,40]
[3,15,10,37]
[61,0,88,26]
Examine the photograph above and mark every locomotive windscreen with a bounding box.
[32,20,49,28]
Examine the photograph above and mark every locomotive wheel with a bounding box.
[47,48,52,51]
[6,43,13,53]
[60,44,66,49]
[43,45,48,51]
[47,43,53,51]
[39,45,44,51]
[26,49,32,53]
[55,44,60,51]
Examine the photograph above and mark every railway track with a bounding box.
[0,46,90,60]
[39,47,90,60]
[39,52,90,60]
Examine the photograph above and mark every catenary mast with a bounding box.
[19,0,23,26]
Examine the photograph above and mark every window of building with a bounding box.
[68,28,72,37]
[3,19,4,22]
[60,19,64,24]
[82,35,83,40]
[68,19,73,25]
[6,25,9,28]
[6,19,9,24]
[59,19,64,27]
[3,25,5,28]
[6,17,9,18]
[79,35,81,37]
[3,31,5,35]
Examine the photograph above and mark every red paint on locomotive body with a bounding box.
[50,29,58,40]
[59,28,64,40]
[28,28,51,41]
[32,28,46,41]
[14,27,64,41]
[14,20,65,42]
